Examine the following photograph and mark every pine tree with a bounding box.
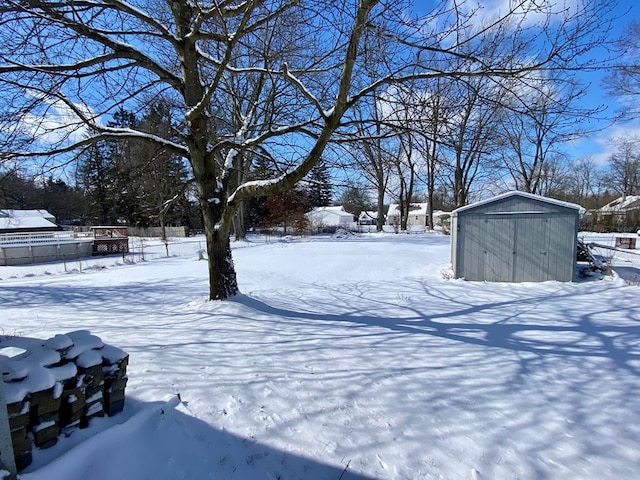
[243,157,278,231]
[77,142,118,224]
[305,161,332,207]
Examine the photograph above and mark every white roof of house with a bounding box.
[598,195,640,212]
[0,216,58,230]
[0,209,57,230]
[432,210,451,218]
[0,209,55,219]
[387,203,429,216]
[306,206,353,218]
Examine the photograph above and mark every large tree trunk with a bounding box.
[376,184,385,232]
[206,228,238,300]
[199,191,238,299]
[454,163,466,208]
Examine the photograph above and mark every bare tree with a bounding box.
[0,0,616,300]
[390,132,419,231]
[606,137,640,198]
[340,100,394,232]
[411,77,453,228]
[603,20,640,118]
[565,156,607,208]
[497,75,597,195]
[440,77,502,208]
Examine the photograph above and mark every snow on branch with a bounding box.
[281,63,329,120]
[226,175,286,204]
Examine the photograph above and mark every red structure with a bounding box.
[90,226,129,256]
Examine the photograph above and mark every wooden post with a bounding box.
[0,373,17,476]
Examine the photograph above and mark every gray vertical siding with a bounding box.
[453,194,579,282]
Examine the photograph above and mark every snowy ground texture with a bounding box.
[2,232,640,480]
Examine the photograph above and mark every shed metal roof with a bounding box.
[452,191,583,216]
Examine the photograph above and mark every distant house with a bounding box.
[0,210,94,265]
[358,210,383,225]
[432,210,451,229]
[595,195,640,232]
[305,206,355,232]
[386,203,429,228]
[0,209,58,234]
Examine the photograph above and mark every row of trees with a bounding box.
[331,67,629,231]
[1,133,333,234]
[0,171,84,223]
[0,0,624,299]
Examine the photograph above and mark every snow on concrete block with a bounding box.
[49,362,77,389]
[82,389,105,426]
[64,330,104,360]
[102,348,129,383]
[42,334,73,354]
[80,397,105,428]
[105,376,127,393]
[59,387,86,427]
[30,387,62,420]
[32,421,59,449]
[85,401,104,418]
[101,344,128,365]
[76,349,103,369]
[106,388,125,404]
[77,363,104,389]
[4,401,28,418]
[7,410,29,431]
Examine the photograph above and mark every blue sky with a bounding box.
[407,0,640,165]
[572,0,640,163]
[15,0,640,183]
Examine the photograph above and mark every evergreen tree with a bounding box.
[0,170,40,209]
[39,177,85,225]
[243,156,278,231]
[305,161,332,207]
[133,100,191,230]
[77,142,118,224]
[106,107,141,225]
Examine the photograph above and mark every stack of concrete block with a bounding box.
[6,399,31,471]
[1,331,129,472]
[29,386,61,449]
[102,345,129,416]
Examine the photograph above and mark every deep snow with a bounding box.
[1,232,640,479]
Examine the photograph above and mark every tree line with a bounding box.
[0,99,334,234]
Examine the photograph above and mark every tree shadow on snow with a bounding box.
[613,265,640,285]
[232,282,640,377]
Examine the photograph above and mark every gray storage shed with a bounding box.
[451,191,580,282]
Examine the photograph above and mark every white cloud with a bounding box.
[580,120,640,165]
[448,0,580,29]
[20,95,102,146]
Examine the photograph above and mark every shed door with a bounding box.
[482,214,549,282]
[482,216,516,282]
[512,215,550,282]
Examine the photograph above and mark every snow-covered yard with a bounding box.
[2,232,640,479]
